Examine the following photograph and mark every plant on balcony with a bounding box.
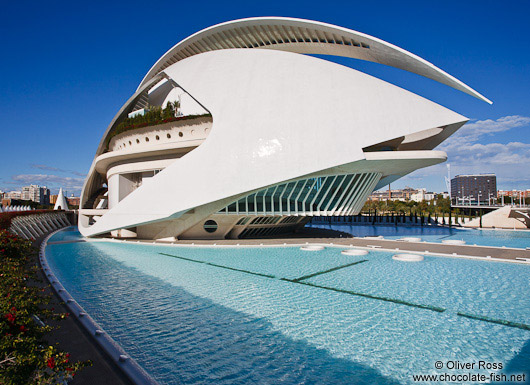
[105,102,212,149]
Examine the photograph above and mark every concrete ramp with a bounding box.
[509,208,530,228]
[465,206,528,229]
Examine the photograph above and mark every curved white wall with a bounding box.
[80,48,467,237]
[108,116,211,152]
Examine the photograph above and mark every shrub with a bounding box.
[0,230,90,384]
[104,103,211,150]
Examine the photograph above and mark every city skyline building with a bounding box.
[20,184,50,205]
[78,17,491,240]
[451,174,497,204]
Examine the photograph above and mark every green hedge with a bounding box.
[105,103,211,150]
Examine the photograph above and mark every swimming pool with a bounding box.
[308,223,530,249]
[46,228,530,384]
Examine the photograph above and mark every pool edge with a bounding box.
[41,228,160,385]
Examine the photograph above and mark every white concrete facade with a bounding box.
[54,188,69,211]
[79,17,490,240]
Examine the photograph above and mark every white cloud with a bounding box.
[395,116,530,191]
[449,115,530,143]
[11,174,85,193]
[30,164,86,177]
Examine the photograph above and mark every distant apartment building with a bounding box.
[451,174,496,203]
[411,189,428,202]
[21,185,50,205]
[498,189,530,206]
[50,194,80,207]
[369,187,449,202]
[498,189,530,198]
[7,191,22,199]
[410,189,449,202]
[369,187,418,201]
[68,196,80,206]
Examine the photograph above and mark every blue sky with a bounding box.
[1,0,529,196]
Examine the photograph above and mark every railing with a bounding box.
[0,210,72,240]
[311,214,463,226]
[452,203,527,209]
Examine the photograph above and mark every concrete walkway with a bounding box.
[148,227,530,263]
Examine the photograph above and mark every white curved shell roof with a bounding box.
[79,18,490,238]
[139,17,491,104]
[81,48,466,236]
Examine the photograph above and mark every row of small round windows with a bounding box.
[119,132,184,149]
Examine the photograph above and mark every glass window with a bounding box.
[203,220,218,233]
[264,188,275,213]
[247,194,256,212]
[255,190,265,212]
[273,185,285,212]
[238,198,246,213]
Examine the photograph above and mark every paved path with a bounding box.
[149,227,530,263]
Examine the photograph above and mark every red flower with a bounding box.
[5,313,16,323]
[66,367,74,372]
[47,356,55,369]
[19,325,27,332]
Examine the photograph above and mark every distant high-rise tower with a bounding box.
[21,184,50,205]
[451,174,497,204]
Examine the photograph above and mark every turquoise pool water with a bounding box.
[46,229,530,384]
[47,226,84,242]
[309,223,530,249]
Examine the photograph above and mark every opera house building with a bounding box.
[79,17,490,240]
